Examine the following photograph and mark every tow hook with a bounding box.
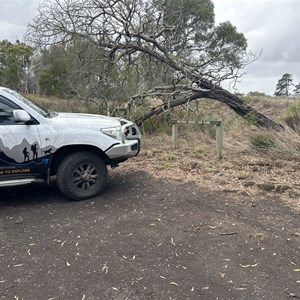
[110,162,119,169]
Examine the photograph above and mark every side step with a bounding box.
[0,178,42,187]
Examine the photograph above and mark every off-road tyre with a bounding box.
[57,151,108,200]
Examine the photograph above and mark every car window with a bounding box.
[3,89,48,117]
[0,98,19,125]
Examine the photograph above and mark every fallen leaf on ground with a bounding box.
[233,287,247,291]
[239,262,258,267]
[102,264,108,274]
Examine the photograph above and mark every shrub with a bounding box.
[247,91,267,97]
[141,117,171,134]
[250,134,276,152]
[283,101,300,132]
[245,112,258,125]
[286,100,300,115]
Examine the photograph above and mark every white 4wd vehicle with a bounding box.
[0,87,141,200]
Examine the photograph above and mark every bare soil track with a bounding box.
[0,169,299,300]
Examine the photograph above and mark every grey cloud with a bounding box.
[237,61,300,95]
[0,0,39,41]
[0,1,38,26]
[214,0,300,94]
[238,1,300,63]
[0,22,26,41]
[215,1,300,62]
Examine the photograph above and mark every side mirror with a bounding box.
[13,110,31,123]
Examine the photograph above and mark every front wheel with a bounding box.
[56,152,108,200]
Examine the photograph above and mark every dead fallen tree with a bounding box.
[134,82,283,130]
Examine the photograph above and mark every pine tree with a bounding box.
[274,73,293,96]
[294,82,300,96]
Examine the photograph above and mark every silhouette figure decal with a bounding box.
[31,143,38,159]
[23,147,30,162]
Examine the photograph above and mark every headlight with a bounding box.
[101,126,122,140]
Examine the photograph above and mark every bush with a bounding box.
[141,117,171,134]
[283,101,300,132]
[247,91,267,97]
[287,100,300,115]
[250,134,276,152]
[245,112,258,125]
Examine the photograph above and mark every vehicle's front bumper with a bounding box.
[105,139,140,159]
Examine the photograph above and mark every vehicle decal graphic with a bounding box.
[0,138,55,168]
[0,156,49,166]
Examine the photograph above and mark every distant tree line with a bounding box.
[274,73,300,97]
[1,40,298,103]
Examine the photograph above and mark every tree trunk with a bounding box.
[135,86,283,131]
[204,87,283,130]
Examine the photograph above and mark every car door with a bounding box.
[0,96,43,178]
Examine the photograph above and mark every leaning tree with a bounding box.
[27,0,282,129]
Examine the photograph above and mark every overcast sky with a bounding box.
[0,0,299,96]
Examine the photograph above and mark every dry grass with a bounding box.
[126,125,300,211]
[266,127,300,160]
[27,94,104,114]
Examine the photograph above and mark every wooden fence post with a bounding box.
[172,121,178,149]
[216,121,223,159]
[170,119,223,158]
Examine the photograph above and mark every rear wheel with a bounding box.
[56,151,108,200]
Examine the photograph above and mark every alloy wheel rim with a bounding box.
[72,163,99,191]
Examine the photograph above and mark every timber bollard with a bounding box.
[171,119,223,159]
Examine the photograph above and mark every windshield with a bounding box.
[4,89,49,117]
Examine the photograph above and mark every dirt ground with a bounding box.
[0,162,299,299]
